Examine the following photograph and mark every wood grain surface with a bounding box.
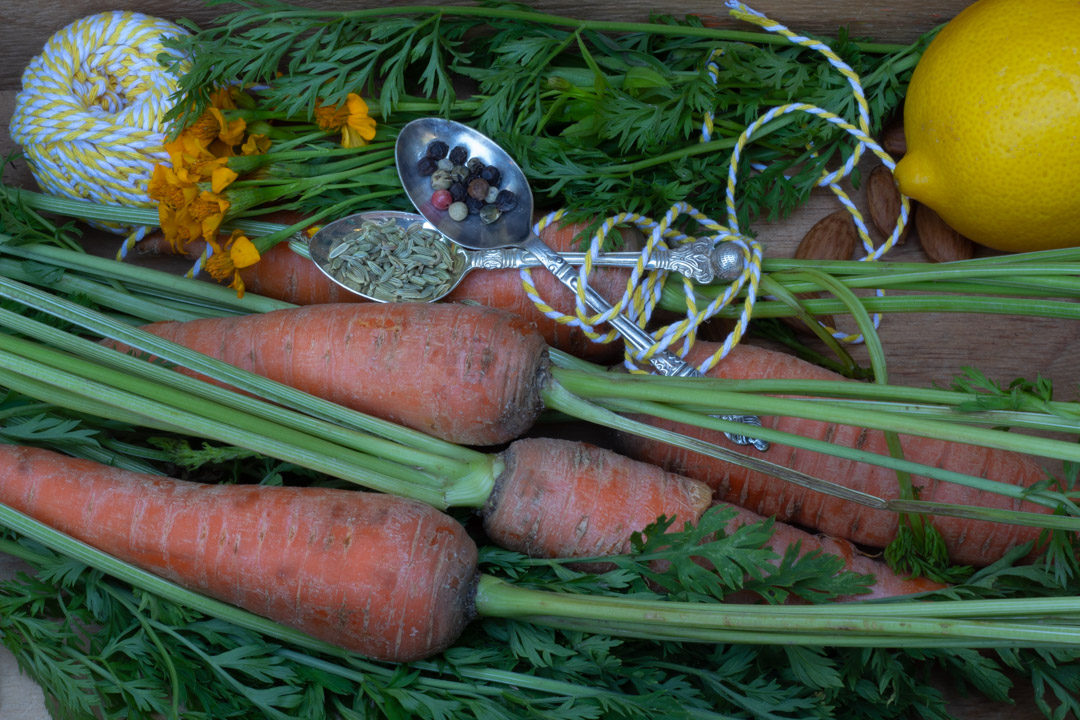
[0,1,1076,718]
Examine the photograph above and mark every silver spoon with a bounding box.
[292,210,745,304]
[395,117,767,449]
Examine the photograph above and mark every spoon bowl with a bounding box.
[396,117,534,252]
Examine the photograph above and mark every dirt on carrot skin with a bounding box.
[616,341,1056,568]
[0,444,479,663]
[127,302,552,447]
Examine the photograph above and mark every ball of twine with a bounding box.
[9,11,189,236]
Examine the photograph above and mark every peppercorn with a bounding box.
[494,189,518,212]
[465,195,485,213]
[467,157,485,176]
[417,156,438,176]
[436,158,453,172]
[479,165,501,186]
[485,185,499,204]
[448,181,467,202]
[448,201,469,221]
[449,164,470,183]
[425,140,449,160]
[479,204,501,224]
[430,169,453,191]
[467,177,490,201]
[448,145,468,165]
[430,189,453,210]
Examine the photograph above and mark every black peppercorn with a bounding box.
[425,140,449,160]
[465,195,485,213]
[417,156,438,176]
[448,145,468,165]
[448,181,467,202]
[466,157,485,176]
[494,189,518,212]
[479,165,501,186]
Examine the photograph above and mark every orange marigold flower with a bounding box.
[241,133,271,156]
[209,86,239,110]
[206,230,261,296]
[187,190,231,243]
[211,166,239,194]
[341,93,377,149]
[148,164,197,210]
[314,100,348,132]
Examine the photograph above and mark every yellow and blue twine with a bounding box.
[9,11,189,258]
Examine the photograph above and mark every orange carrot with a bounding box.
[444,221,631,363]
[617,341,1055,567]
[135,220,630,361]
[132,302,550,447]
[716,503,944,601]
[488,438,941,598]
[484,437,712,558]
[0,444,478,663]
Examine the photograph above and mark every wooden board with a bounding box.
[0,1,1077,718]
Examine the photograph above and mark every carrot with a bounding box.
[616,341,1055,567]
[135,232,363,305]
[486,438,942,598]
[443,221,632,363]
[484,437,712,558]
[717,503,944,601]
[0,443,478,663]
[135,220,630,361]
[131,301,550,447]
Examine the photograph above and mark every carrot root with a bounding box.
[132,302,551,447]
[618,341,1055,567]
[0,444,478,662]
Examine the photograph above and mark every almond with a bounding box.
[880,121,907,158]
[795,209,858,260]
[785,210,858,334]
[915,204,975,262]
[866,163,909,244]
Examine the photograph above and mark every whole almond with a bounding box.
[915,204,975,262]
[795,209,858,260]
[880,121,907,158]
[786,209,858,334]
[866,163,909,244]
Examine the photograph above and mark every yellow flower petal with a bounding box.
[211,166,239,193]
[228,233,261,269]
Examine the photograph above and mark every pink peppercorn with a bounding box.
[431,189,453,210]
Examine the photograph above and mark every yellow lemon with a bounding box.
[892,0,1080,252]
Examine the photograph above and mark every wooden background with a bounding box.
[1,1,1077,718]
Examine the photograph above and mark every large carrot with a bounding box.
[616,341,1055,567]
[131,301,550,447]
[0,444,477,663]
[0,445,949,665]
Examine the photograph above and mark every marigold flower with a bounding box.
[187,190,231,243]
[341,94,377,148]
[241,133,271,156]
[206,230,261,296]
[314,93,377,148]
[148,164,197,211]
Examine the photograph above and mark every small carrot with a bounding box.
[131,301,550,447]
[617,341,1056,567]
[443,221,631,363]
[0,444,478,663]
[484,437,712,558]
[487,438,941,598]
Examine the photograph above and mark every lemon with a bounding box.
[892,0,1080,252]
